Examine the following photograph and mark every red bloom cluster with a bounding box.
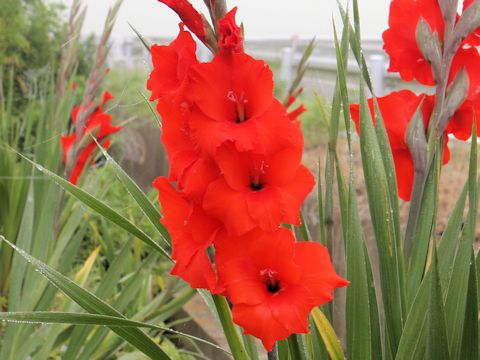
[149,3,347,350]
[61,91,121,184]
[352,0,480,201]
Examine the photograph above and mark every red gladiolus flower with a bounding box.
[147,24,198,101]
[157,0,206,41]
[383,0,480,92]
[218,7,244,53]
[350,90,450,201]
[203,141,315,235]
[188,52,301,154]
[189,52,272,125]
[382,0,444,85]
[61,91,121,184]
[154,177,220,291]
[148,4,346,349]
[215,228,348,351]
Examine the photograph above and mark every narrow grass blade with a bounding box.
[396,271,430,359]
[406,159,438,302]
[139,90,161,129]
[93,137,171,244]
[438,181,468,289]
[444,122,478,360]
[316,161,327,246]
[311,307,344,360]
[426,247,449,359]
[0,311,229,354]
[15,151,171,261]
[459,250,478,360]
[298,212,311,241]
[129,23,151,53]
[287,334,308,360]
[345,182,376,360]
[0,236,171,360]
[358,79,406,353]
[212,295,248,360]
[277,340,291,360]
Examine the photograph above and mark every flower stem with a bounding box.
[287,334,307,360]
[267,349,278,360]
[212,294,249,360]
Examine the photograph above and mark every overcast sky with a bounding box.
[73,0,389,40]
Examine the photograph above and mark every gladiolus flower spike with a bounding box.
[351,0,480,201]
[148,2,347,351]
[61,91,121,185]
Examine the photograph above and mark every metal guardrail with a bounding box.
[109,37,427,99]
[244,39,427,98]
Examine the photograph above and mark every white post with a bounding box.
[368,54,386,96]
[280,47,294,87]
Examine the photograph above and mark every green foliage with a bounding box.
[0,0,63,99]
[0,2,198,359]
[1,1,479,359]
[0,0,96,110]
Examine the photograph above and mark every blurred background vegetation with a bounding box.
[0,1,207,358]
[0,0,97,109]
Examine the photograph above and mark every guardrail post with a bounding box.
[280,47,294,88]
[368,54,386,96]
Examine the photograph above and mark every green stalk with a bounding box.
[267,349,278,360]
[212,295,248,360]
[287,334,307,360]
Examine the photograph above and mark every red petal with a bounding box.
[449,48,480,102]
[279,165,316,225]
[216,256,269,305]
[214,142,252,191]
[246,186,285,232]
[157,100,201,183]
[180,157,220,204]
[215,228,301,298]
[189,109,261,154]
[294,242,349,304]
[154,177,220,291]
[232,302,289,351]
[102,91,114,105]
[153,177,192,229]
[263,145,303,186]
[393,148,415,201]
[147,25,198,101]
[61,134,76,164]
[269,284,313,334]
[171,244,217,290]
[256,99,304,154]
[203,178,255,235]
